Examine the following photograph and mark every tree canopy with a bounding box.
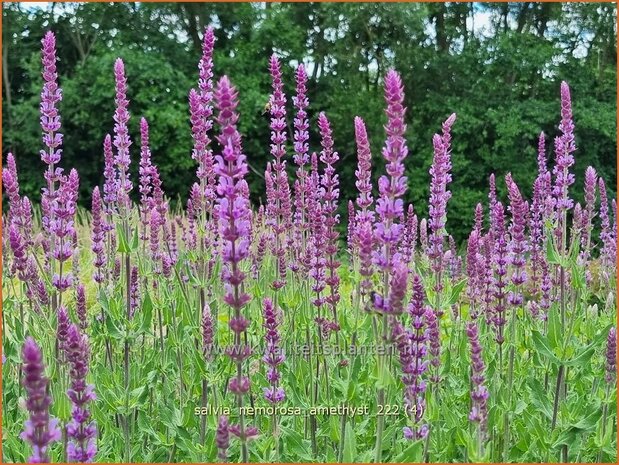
[2,1,616,241]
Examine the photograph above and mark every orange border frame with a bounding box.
[0,1,617,464]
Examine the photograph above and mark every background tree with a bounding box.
[2,1,616,242]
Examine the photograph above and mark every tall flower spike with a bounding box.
[605,327,617,384]
[65,324,97,462]
[214,75,256,456]
[467,322,489,439]
[91,187,106,283]
[491,202,508,345]
[398,275,429,440]
[202,304,214,362]
[20,337,61,463]
[427,114,456,278]
[293,64,310,168]
[552,82,576,214]
[262,298,286,403]
[76,284,88,331]
[268,54,291,289]
[505,173,528,305]
[354,116,373,214]
[102,134,117,211]
[40,31,64,193]
[318,112,341,328]
[374,70,408,276]
[113,58,133,213]
[216,416,230,462]
[598,178,616,271]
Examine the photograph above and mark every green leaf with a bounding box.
[395,440,423,462]
[105,315,124,340]
[342,426,357,462]
[447,278,467,306]
[531,330,559,364]
[130,227,139,251]
[117,224,130,253]
[137,290,153,334]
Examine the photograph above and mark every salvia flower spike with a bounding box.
[20,337,61,463]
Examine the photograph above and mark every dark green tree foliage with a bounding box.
[2,2,616,241]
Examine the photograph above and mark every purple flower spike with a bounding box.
[293,64,310,168]
[113,58,133,213]
[318,112,341,327]
[395,274,429,440]
[57,305,70,358]
[65,324,97,462]
[76,284,88,331]
[552,82,576,215]
[40,31,64,197]
[202,304,214,361]
[605,327,616,384]
[428,114,456,277]
[466,322,489,438]
[262,298,285,403]
[598,178,616,271]
[20,337,61,463]
[505,174,528,305]
[91,187,106,283]
[354,116,373,214]
[268,54,292,289]
[215,75,254,458]
[216,416,230,462]
[491,202,508,345]
[374,70,408,275]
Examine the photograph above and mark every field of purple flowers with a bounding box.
[1,29,617,463]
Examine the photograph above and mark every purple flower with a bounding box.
[318,113,341,326]
[474,203,484,234]
[395,275,429,440]
[65,324,97,462]
[552,82,576,214]
[354,116,374,214]
[216,416,230,462]
[579,166,597,269]
[3,153,23,225]
[20,337,61,463]
[293,64,310,168]
[8,221,29,282]
[598,178,616,271]
[529,171,550,295]
[307,165,327,308]
[425,306,440,383]
[374,70,408,275]
[347,200,356,256]
[400,204,417,267]
[76,284,88,331]
[262,298,286,403]
[202,304,214,361]
[491,202,508,345]
[113,58,133,213]
[605,327,616,384]
[466,229,481,318]
[129,266,139,318]
[214,75,254,455]
[268,55,292,289]
[427,114,456,278]
[57,305,70,359]
[466,322,489,437]
[190,27,216,211]
[91,187,106,283]
[505,174,528,305]
[488,174,497,222]
[102,134,117,211]
[50,169,79,293]
[40,31,64,225]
